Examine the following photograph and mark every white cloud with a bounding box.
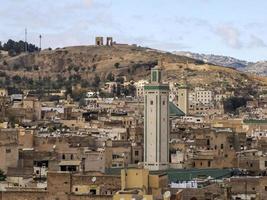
[248,35,267,48]
[215,24,242,49]
[84,0,93,7]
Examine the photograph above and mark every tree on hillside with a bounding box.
[0,169,6,181]
[92,74,101,88]
[106,72,114,81]
[2,39,39,56]
[114,62,120,68]
[223,96,250,114]
[116,77,124,84]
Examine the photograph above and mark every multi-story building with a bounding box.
[195,87,213,105]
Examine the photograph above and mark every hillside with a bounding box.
[0,45,266,92]
[174,51,252,69]
[243,61,267,76]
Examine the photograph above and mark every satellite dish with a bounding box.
[163,191,171,199]
[92,177,96,183]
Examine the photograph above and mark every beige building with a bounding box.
[113,168,169,200]
[0,129,19,173]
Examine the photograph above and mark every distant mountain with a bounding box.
[174,51,253,69]
[243,61,267,76]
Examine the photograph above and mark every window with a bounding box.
[134,151,139,156]
[265,186,267,191]
[6,149,11,153]
[70,154,73,160]
[162,101,165,105]
[150,100,153,105]
[75,188,78,192]
[90,189,96,195]
[265,161,267,167]
[62,154,65,160]
[221,144,224,149]
[208,161,211,167]
[152,71,157,82]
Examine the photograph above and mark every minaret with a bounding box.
[144,61,169,171]
[177,85,189,115]
[177,69,189,115]
[177,60,189,115]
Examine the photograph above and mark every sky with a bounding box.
[0,0,267,62]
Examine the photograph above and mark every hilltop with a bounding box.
[243,61,267,76]
[0,44,266,93]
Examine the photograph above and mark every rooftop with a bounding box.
[105,168,233,181]
[169,102,185,117]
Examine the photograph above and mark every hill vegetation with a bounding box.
[0,39,39,56]
[0,44,266,96]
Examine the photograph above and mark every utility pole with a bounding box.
[25,28,28,52]
[39,34,42,51]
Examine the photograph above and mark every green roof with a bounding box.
[144,85,169,90]
[165,168,232,182]
[243,119,267,124]
[105,168,233,182]
[169,102,185,117]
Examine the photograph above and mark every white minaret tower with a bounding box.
[144,61,169,171]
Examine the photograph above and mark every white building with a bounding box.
[195,87,213,105]
[134,79,149,98]
[0,88,8,97]
[144,64,169,171]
